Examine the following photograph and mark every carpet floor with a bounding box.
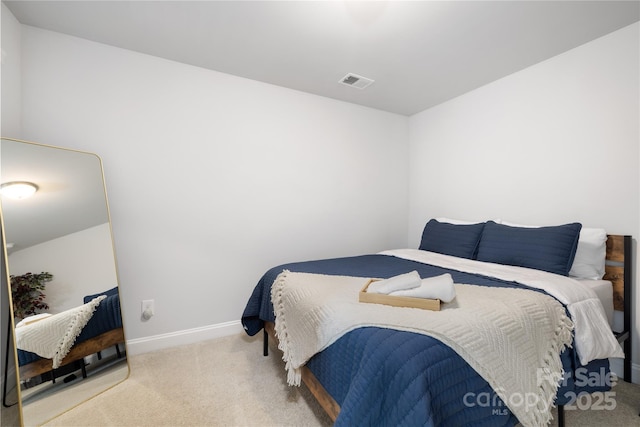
[7,332,639,426]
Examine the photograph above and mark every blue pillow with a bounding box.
[419,219,485,259]
[476,221,582,276]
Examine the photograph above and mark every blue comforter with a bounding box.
[241,254,610,426]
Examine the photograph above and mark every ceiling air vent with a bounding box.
[339,73,374,90]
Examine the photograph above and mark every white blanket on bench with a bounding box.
[15,295,106,369]
[272,271,572,427]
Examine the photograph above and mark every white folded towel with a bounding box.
[366,271,421,294]
[390,273,456,303]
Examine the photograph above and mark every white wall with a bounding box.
[8,223,117,312]
[1,2,21,138]
[18,26,410,342]
[409,23,639,374]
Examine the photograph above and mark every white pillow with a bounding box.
[435,217,488,225]
[15,313,52,328]
[501,220,606,280]
[569,228,607,280]
[500,220,537,228]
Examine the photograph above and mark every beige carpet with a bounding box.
[21,358,128,426]
[42,334,332,427]
[4,332,637,426]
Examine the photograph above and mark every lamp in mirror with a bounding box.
[0,182,38,200]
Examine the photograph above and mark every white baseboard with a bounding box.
[609,358,640,384]
[125,320,244,356]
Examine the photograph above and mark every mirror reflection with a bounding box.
[0,138,128,426]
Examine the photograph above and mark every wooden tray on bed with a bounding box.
[359,279,441,311]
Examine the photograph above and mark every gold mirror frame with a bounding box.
[0,137,129,426]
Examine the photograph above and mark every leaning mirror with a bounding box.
[0,137,128,426]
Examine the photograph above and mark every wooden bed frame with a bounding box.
[19,327,125,382]
[264,321,340,421]
[603,234,633,384]
[263,234,633,425]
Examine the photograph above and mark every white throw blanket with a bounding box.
[272,271,573,427]
[15,295,106,368]
[380,249,624,364]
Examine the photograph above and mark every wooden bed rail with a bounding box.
[19,327,125,382]
[264,321,340,422]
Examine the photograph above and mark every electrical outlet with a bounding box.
[141,299,154,320]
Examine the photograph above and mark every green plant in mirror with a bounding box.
[10,272,53,320]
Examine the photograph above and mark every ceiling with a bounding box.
[4,1,640,116]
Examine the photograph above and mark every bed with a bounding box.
[242,219,632,427]
[16,287,124,383]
